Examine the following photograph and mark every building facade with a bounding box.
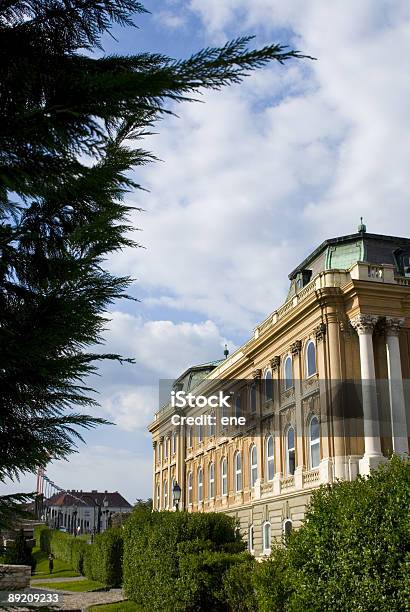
[149,228,410,557]
[45,490,132,534]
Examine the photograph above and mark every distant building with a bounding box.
[149,227,410,557]
[45,490,132,534]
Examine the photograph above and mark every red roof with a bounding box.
[46,490,132,508]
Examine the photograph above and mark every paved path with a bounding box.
[31,575,86,584]
[7,585,126,611]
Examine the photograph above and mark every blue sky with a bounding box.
[2,0,410,503]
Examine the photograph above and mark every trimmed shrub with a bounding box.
[285,456,410,611]
[252,546,292,612]
[123,510,245,611]
[5,529,36,573]
[70,538,88,574]
[83,528,123,587]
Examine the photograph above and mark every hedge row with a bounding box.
[123,509,250,611]
[34,525,123,586]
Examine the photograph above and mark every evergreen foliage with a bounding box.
[0,0,307,487]
[5,528,36,572]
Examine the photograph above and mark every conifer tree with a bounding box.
[0,1,310,488]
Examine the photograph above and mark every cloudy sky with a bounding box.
[3,0,410,503]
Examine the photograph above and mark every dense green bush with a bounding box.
[222,557,258,612]
[252,546,292,612]
[70,538,88,574]
[123,510,245,611]
[284,456,410,612]
[5,529,36,572]
[83,528,123,587]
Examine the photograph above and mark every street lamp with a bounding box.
[172,482,181,511]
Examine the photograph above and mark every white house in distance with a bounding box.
[45,490,132,534]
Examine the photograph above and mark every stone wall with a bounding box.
[0,565,31,591]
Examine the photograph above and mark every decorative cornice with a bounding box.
[314,322,327,341]
[385,316,405,337]
[290,340,302,355]
[349,314,379,335]
[270,355,281,371]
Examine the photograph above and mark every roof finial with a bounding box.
[223,344,229,359]
[358,217,366,233]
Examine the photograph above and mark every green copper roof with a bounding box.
[325,239,364,270]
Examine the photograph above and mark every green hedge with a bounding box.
[83,528,123,587]
[123,510,247,611]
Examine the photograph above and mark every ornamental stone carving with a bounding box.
[252,369,262,380]
[314,322,327,341]
[385,317,405,337]
[270,355,281,371]
[290,340,302,355]
[349,314,379,335]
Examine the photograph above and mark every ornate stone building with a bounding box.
[148,227,410,556]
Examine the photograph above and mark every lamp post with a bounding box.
[96,496,109,533]
[172,482,181,511]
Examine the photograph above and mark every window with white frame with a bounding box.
[306,340,317,378]
[309,416,320,468]
[208,462,215,499]
[187,472,193,505]
[265,370,273,401]
[172,431,177,454]
[164,438,168,459]
[250,444,258,487]
[208,412,216,437]
[284,355,293,389]
[198,422,203,443]
[157,443,162,462]
[221,457,228,496]
[266,435,274,481]
[234,452,242,493]
[197,467,203,502]
[286,427,296,475]
[186,426,192,449]
[248,525,254,552]
[156,484,160,509]
[250,382,257,414]
[263,521,271,554]
[163,479,168,509]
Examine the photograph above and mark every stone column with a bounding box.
[152,441,157,510]
[271,356,282,495]
[252,369,263,499]
[350,315,384,475]
[291,340,304,489]
[159,436,164,509]
[326,314,346,480]
[385,317,409,455]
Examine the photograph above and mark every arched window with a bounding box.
[306,340,317,378]
[234,452,242,493]
[156,485,160,510]
[187,426,192,449]
[187,472,193,505]
[284,356,293,390]
[163,479,168,509]
[263,522,271,554]
[283,519,293,537]
[235,395,241,419]
[309,416,320,468]
[249,444,258,487]
[221,457,228,496]
[286,427,296,475]
[266,435,274,481]
[197,467,203,502]
[208,462,215,499]
[172,431,177,454]
[250,383,257,414]
[164,438,168,459]
[248,525,254,552]
[265,370,273,401]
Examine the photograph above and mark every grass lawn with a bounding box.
[35,578,105,592]
[89,602,143,612]
[33,547,79,578]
